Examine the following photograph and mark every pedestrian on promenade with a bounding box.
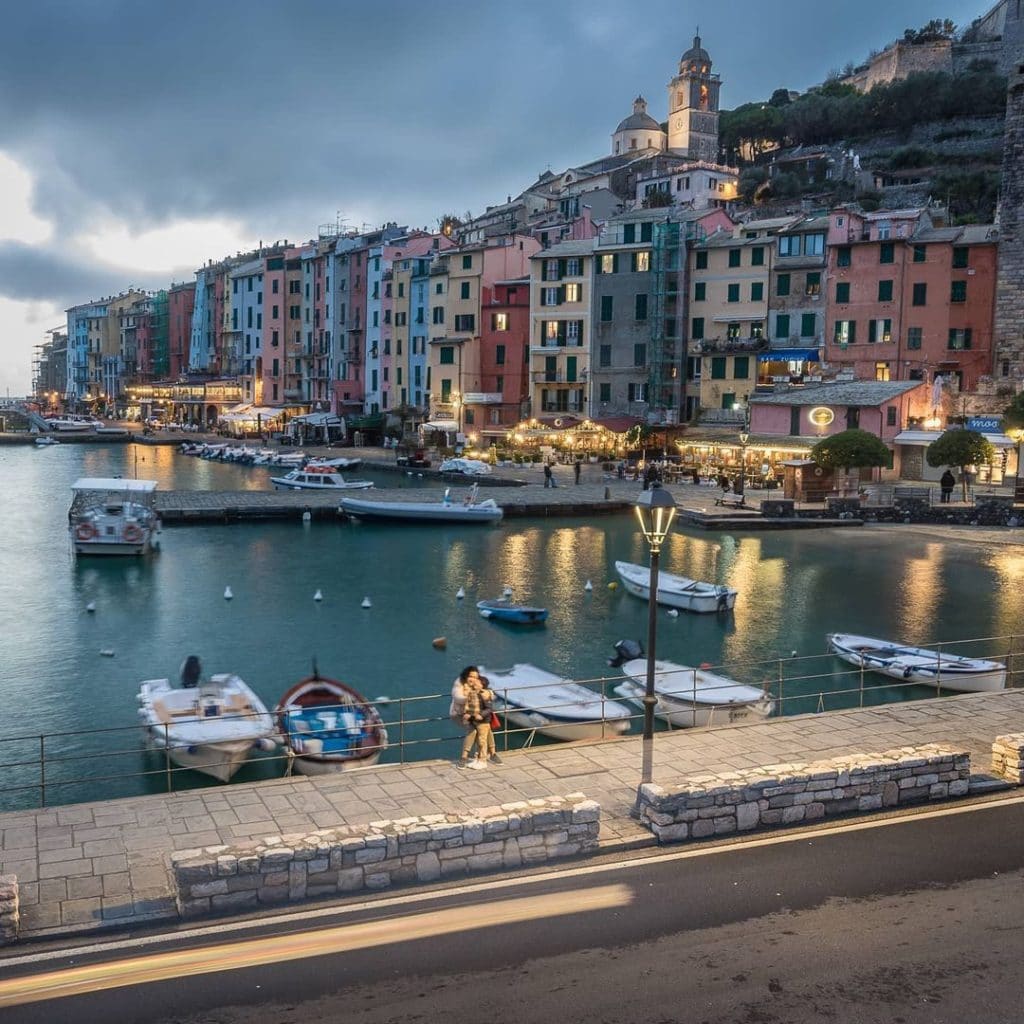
[544,462,555,488]
[574,460,581,485]
[477,674,501,764]
[691,467,700,486]
[642,465,651,491]
[457,672,500,767]
[940,469,955,503]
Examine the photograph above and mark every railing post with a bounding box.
[164,722,172,793]
[399,698,406,764]
[936,643,943,697]
[778,659,784,716]
[860,659,865,708]
[1008,635,1015,688]
[39,735,45,809]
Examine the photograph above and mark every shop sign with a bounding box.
[967,417,1001,433]
[808,406,834,428]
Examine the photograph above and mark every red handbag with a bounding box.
[490,712,501,730]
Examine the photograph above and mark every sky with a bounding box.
[0,0,991,396]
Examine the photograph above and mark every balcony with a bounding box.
[540,402,584,413]
[691,337,769,354]
[529,340,584,353]
[531,372,584,384]
[462,392,503,404]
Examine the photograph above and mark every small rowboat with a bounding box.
[476,598,548,626]
[827,632,1006,693]
[614,560,737,614]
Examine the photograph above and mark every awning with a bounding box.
[421,419,459,431]
[291,412,342,426]
[895,430,1015,449]
[757,348,820,362]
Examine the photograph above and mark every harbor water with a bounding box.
[1,441,1023,808]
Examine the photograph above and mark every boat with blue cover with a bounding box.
[476,598,549,626]
[275,671,388,775]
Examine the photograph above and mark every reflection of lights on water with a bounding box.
[897,544,943,642]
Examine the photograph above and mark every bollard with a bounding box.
[604,486,610,500]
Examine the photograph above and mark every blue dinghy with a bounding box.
[476,598,549,626]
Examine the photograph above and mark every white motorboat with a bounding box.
[46,417,93,432]
[614,560,737,614]
[69,478,161,556]
[307,456,362,470]
[275,671,387,776]
[340,490,503,524]
[34,436,60,446]
[613,652,774,728]
[827,632,1006,693]
[137,673,276,782]
[439,457,492,476]
[477,663,632,741]
[270,466,374,490]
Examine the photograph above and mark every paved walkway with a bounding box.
[2,689,1024,940]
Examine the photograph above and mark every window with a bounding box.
[948,328,972,350]
[600,254,616,274]
[912,283,927,306]
[599,344,611,367]
[790,407,801,436]
[439,347,454,365]
[495,344,505,365]
[628,382,648,402]
[634,344,647,366]
[951,280,967,303]
[695,251,708,270]
[435,282,443,294]
[460,281,470,300]
[462,255,472,269]
[542,287,559,306]
[835,282,850,303]
[727,322,742,339]
[806,234,825,256]
[846,407,860,429]
[728,248,741,268]
[691,317,705,340]
[805,272,821,296]
[875,362,890,382]
[454,314,475,332]
[878,280,893,302]
[836,246,852,268]
[432,306,444,324]
[640,222,652,242]
[599,383,612,402]
[564,282,581,302]
[711,357,727,379]
[906,327,923,349]
[566,258,581,277]
[775,314,791,339]
[734,356,750,379]
[868,319,892,343]
[751,246,765,266]
[600,296,614,321]
[834,320,856,345]
[633,251,650,272]
[913,245,927,263]
[776,273,791,297]
[801,313,816,338]
[879,242,895,264]
[635,294,648,320]
[272,279,279,294]
[727,283,740,303]
[272,304,279,319]
[952,246,969,269]
[544,259,560,281]
[751,282,764,302]
[694,282,706,301]
[778,236,801,257]
[492,313,508,331]
[887,406,898,427]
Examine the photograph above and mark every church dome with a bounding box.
[614,95,662,134]
[681,34,711,68]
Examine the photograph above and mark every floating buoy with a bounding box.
[432,637,447,650]
[503,585,514,597]
[584,580,593,592]
[456,587,465,600]
[699,662,712,669]
[86,602,96,613]
[224,587,233,600]
[361,596,372,609]
[99,649,115,657]
[607,581,618,590]
[313,589,323,602]
[375,695,392,705]
[302,509,312,522]
[790,650,798,658]
[667,609,679,618]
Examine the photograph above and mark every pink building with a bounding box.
[168,283,195,379]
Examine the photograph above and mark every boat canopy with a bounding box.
[71,477,158,493]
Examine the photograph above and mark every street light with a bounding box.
[1011,428,1024,503]
[635,483,677,788]
[737,429,750,496]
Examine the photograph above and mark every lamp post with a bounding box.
[635,483,678,788]
[737,429,750,496]
[1012,428,1024,503]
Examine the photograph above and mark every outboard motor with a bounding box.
[180,655,202,689]
[609,639,644,668]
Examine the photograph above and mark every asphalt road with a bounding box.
[5,794,1024,1023]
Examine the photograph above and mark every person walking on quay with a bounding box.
[544,462,556,488]
[477,674,500,764]
[457,673,500,767]
[574,459,581,485]
[451,665,478,766]
[940,469,956,503]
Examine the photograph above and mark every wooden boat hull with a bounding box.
[285,749,384,776]
[147,734,257,783]
[341,497,503,524]
[613,679,773,729]
[477,601,548,625]
[614,561,737,613]
[497,705,630,742]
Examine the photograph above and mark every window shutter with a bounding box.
[558,286,566,304]
[540,290,547,307]
[558,259,566,279]
[612,253,619,273]
[850,321,857,344]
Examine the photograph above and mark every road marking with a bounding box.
[7,789,1023,972]
[0,884,630,1007]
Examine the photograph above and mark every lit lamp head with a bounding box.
[635,483,677,553]
[739,430,750,447]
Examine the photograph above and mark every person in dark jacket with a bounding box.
[940,469,955,503]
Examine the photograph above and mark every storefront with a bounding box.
[894,429,1017,485]
[756,348,821,388]
[675,431,816,488]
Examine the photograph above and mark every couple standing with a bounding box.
[450,665,501,768]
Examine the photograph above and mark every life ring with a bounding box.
[813,467,824,477]
[123,524,144,543]
[75,522,97,541]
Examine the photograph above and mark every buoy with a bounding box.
[99,649,115,657]
[375,695,392,705]
[700,662,712,669]
[361,596,372,609]
[302,509,312,523]
[456,587,465,600]
[86,602,96,613]
[314,589,323,602]
[667,609,679,618]
[224,587,233,600]
[790,650,798,658]
[607,581,618,590]
[503,585,514,597]
[584,580,593,592]
[432,637,447,650]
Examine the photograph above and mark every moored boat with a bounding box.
[271,466,374,490]
[827,632,1006,693]
[69,477,161,556]
[340,490,503,524]
[275,671,388,775]
[439,458,492,476]
[307,456,362,470]
[34,436,60,446]
[477,598,548,625]
[614,560,737,614]
[477,663,632,741]
[136,672,276,782]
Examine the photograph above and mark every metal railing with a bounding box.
[0,634,1018,812]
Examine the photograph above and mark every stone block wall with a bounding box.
[991,734,1024,783]
[636,745,970,844]
[0,874,18,945]
[172,794,599,918]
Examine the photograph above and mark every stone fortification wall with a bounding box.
[845,41,953,92]
[172,794,599,918]
[0,875,18,945]
[636,745,970,843]
[953,40,1008,73]
[991,734,1024,782]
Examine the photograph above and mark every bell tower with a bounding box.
[667,33,721,160]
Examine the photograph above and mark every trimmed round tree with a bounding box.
[926,429,995,501]
[811,429,891,494]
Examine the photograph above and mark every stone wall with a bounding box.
[763,495,1022,528]
[172,794,599,918]
[636,745,970,843]
[991,733,1024,783]
[0,874,18,945]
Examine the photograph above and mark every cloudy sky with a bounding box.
[0,0,989,395]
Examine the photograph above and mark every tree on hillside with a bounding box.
[769,88,792,108]
[437,213,462,238]
[811,429,891,492]
[926,429,995,501]
[902,19,956,44]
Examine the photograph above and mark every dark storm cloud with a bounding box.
[0,0,988,247]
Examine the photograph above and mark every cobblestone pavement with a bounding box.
[2,689,1023,940]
